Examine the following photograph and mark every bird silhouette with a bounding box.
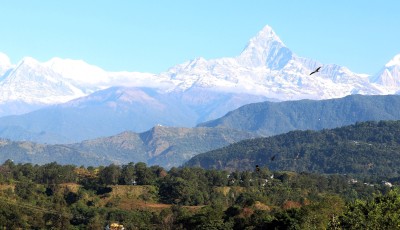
[309,66,321,75]
[271,155,276,161]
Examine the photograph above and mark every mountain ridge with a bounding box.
[198,94,400,136]
[0,126,257,169]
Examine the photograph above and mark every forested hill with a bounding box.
[198,94,400,136]
[186,120,400,179]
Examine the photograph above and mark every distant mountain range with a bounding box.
[0,25,399,133]
[1,94,400,169]
[186,120,400,179]
[0,87,266,143]
[1,93,399,144]
[0,126,256,169]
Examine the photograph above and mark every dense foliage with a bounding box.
[187,120,400,180]
[0,160,398,229]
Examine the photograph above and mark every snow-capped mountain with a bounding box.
[0,57,85,104]
[0,53,163,116]
[160,25,390,100]
[0,25,399,119]
[370,54,400,89]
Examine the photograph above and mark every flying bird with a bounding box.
[309,66,321,75]
[271,155,276,161]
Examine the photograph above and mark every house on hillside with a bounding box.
[105,223,125,230]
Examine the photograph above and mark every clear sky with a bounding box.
[0,0,399,75]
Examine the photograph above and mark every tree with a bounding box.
[35,162,77,185]
[120,162,136,185]
[99,164,121,185]
[15,179,37,200]
[159,176,190,204]
[299,195,345,229]
[337,189,400,229]
[205,169,228,187]
[135,162,155,185]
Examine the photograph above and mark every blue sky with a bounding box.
[1,0,399,75]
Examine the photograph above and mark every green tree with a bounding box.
[36,162,77,185]
[300,195,345,229]
[15,179,37,200]
[135,162,155,185]
[338,189,400,229]
[120,162,136,185]
[99,164,121,185]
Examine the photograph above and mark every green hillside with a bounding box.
[187,120,400,179]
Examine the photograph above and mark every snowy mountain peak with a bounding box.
[385,54,400,67]
[254,25,283,44]
[17,56,40,68]
[370,54,400,88]
[242,25,285,51]
[238,25,292,69]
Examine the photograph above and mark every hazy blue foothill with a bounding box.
[0,126,256,169]
[198,94,400,136]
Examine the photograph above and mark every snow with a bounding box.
[385,54,400,67]
[18,56,39,67]
[370,54,400,88]
[251,25,284,45]
[44,57,109,85]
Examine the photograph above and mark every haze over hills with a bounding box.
[0,87,266,143]
[1,93,399,144]
[0,126,256,169]
[1,94,400,168]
